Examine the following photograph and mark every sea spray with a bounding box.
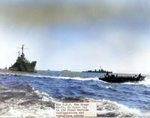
[0,71,150,117]
[96,99,141,117]
[0,84,55,117]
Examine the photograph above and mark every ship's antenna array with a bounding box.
[17,44,28,56]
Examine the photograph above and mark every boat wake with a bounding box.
[25,74,99,81]
[120,76,150,87]
[138,76,150,86]
[0,79,149,117]
[26,73,150,84]
[0,73,150,117]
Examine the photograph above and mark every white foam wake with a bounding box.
[138,76,150,86]
[123,76,150,86]
[0,84,56,118]
[96,99,142,117]
[24,73,100,81]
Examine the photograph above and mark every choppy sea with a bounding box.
[0,70,150,117]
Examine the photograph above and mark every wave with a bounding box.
[120,76,150,87]
[97,99,142,117]
[56,97,148,117]
[138,76,150,86]
[24,73,150,86]
[0,82,150,117]
[0,83,55,118]
[1,72,150,117]
[3,71,150,86]
[24,74,100,81]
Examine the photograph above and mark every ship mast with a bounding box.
[17,44,28,57]
[21,44,24,55]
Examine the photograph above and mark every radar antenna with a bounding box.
[17,44,28,56]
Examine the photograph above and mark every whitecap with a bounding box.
[96,99,142,117]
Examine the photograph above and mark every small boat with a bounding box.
[99,73,145,83]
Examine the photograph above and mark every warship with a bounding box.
[82,67,112,73]
[9,45,37,72]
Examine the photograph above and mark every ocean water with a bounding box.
[0,70,150,117]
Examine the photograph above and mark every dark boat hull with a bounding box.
[99,76,145,83]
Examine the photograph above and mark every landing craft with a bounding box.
[99,73,145,83]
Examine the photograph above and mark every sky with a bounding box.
[0,0,150,74]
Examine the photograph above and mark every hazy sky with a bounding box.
[1,0,150,74]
